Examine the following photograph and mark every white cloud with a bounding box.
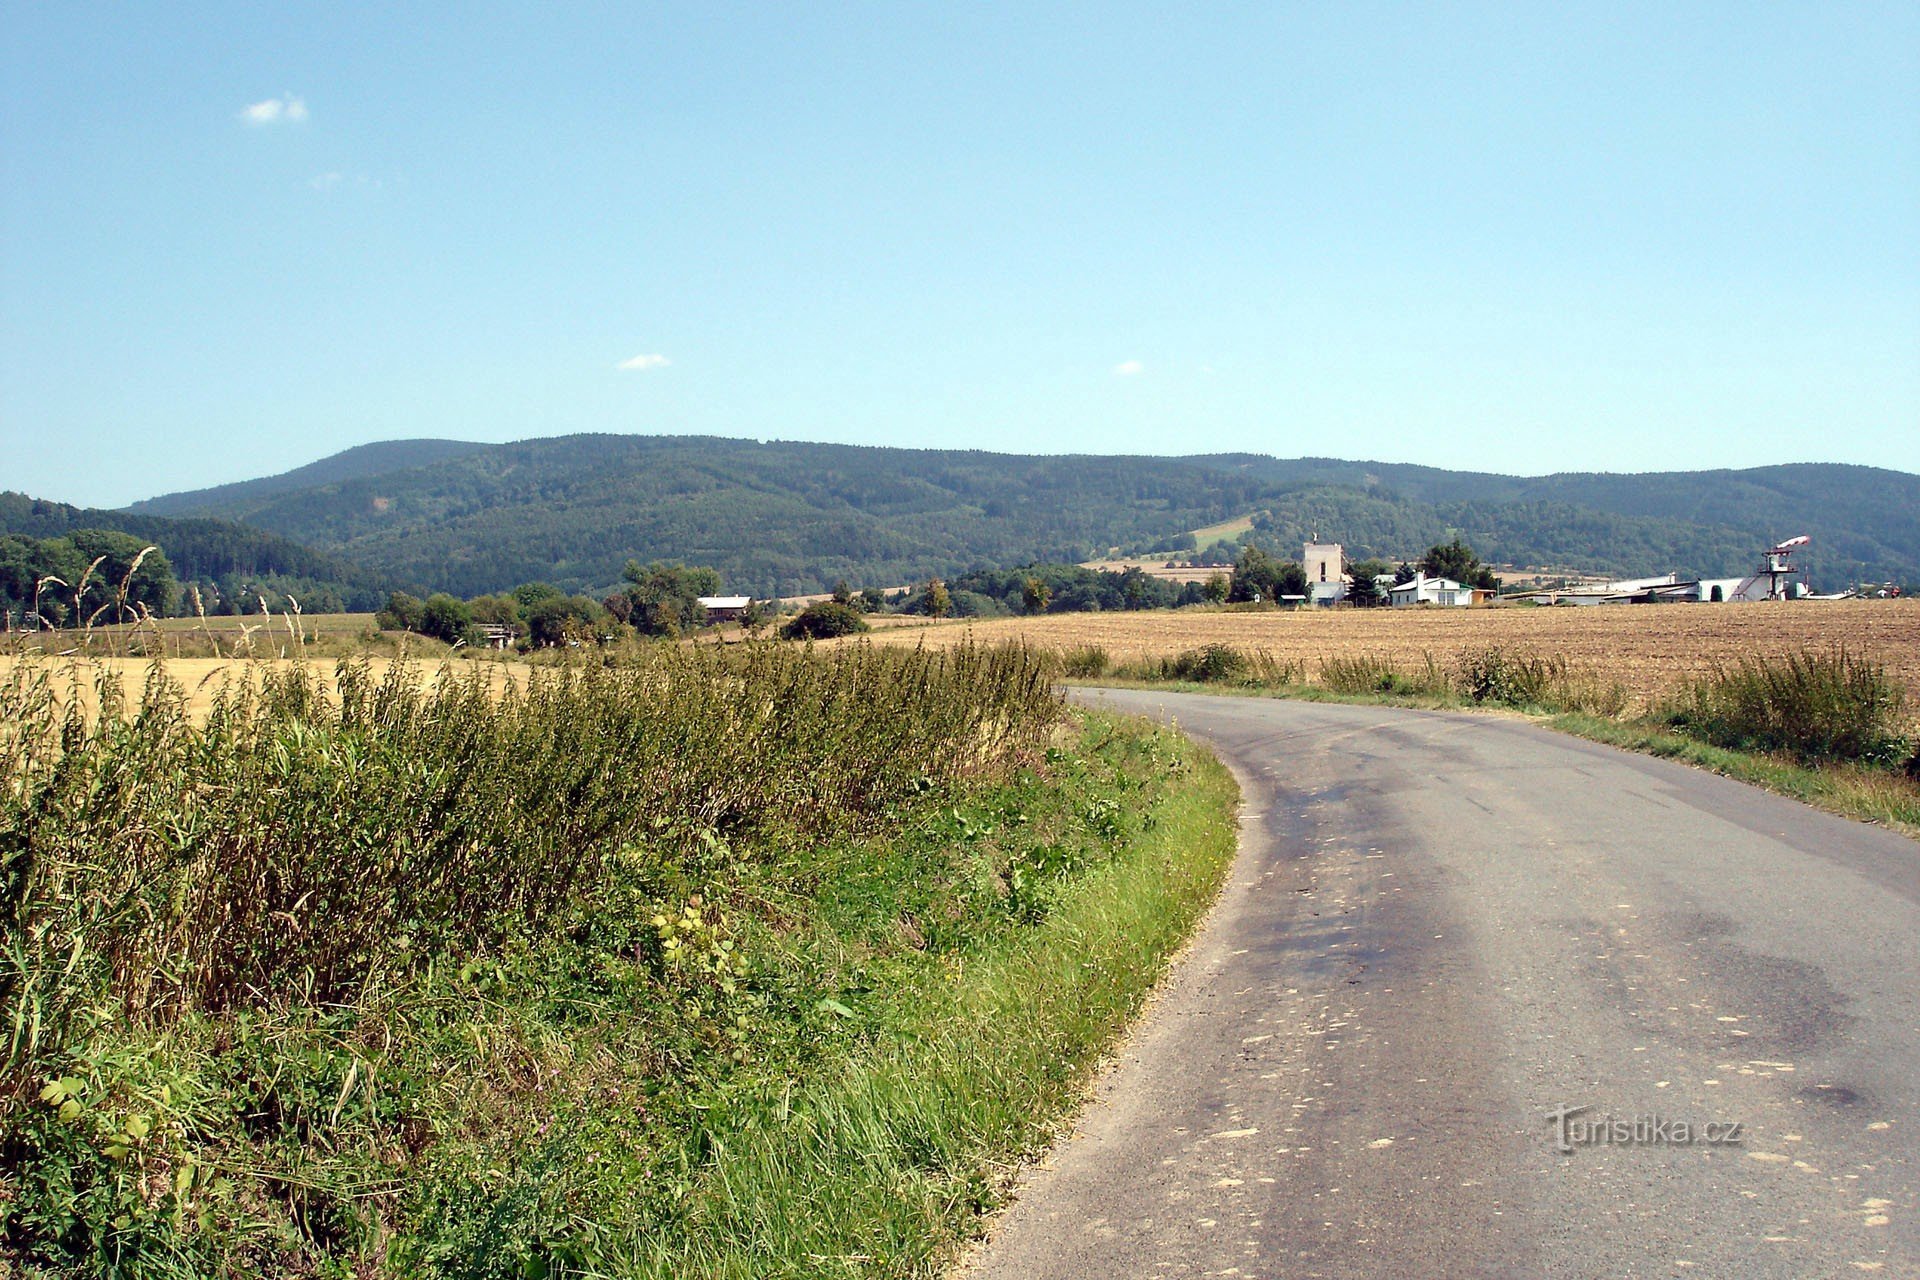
[617,353,670,372]
[241,94,308,126]
[1112,359,1144,377]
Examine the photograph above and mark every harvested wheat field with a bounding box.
[847,599,1920,706]
[0,654,520,724]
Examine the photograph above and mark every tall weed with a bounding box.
[1663,647,1912,766]
[1318,652,1448,697]
[1,642,1060,1041]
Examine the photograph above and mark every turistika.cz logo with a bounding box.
[1547,1104,1744,1154]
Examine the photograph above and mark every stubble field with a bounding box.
[847,599,1920,706]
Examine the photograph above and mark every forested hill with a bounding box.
[127,435,1920,598]
[132,439,491,518]
[1193,456,1920,582]
[0,493,394,612]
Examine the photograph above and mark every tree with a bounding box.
[1227,547,1305,604]
[470,594,521,628]
[376,591,426,633]
[65,529,178,620]
[419,593,474,645]
[1227,546,1275,603]
[924,578,951,619]
[782,600,869,639]
[1022,576,1052,615]
[831,580,856,607]
[616,560,724,637]
[1347,558,1392,608]
[1202,572,1229,604]
[1419,537,1497,589]
[526,595,604,647]
[511,581,565,610]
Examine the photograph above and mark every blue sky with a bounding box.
[3,3,1916,508]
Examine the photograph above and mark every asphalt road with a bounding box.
[964,690,1920,1279]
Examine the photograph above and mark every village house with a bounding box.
[697,594,754,623]
[1388,573,1473,607]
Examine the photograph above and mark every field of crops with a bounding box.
[0,654,517,724]
[849,599,1920,705]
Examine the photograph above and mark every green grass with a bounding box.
[1,646,1238,1276]
[1660,647,1911,766]
[636,711,1238,1276]
[1544,712,1920,837]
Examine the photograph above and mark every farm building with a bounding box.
[1304,541,1350,606]
[697,595,755,622]
[1389,574,1473,607]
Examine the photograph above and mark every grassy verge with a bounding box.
[1542,712,1920,835]
[2,646,1238,1277]
[641,710,1238,1276]
[1069,643,1919,841]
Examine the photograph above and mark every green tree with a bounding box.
[526,595,605,647]
[1347,558,1392,607]
[470,594,521,627]
[1022,576,1052,615]
[376,591,426,633]
[1227,546,1275,603]
[511,581,565,610]
[419,593,474,645]
[1202,572,1229,604]
[924,578,951,619]
[616,561,724,637]
[65,528,178,620]
[1419,538,1497,589]
[782,600,869,639]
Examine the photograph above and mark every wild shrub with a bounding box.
[1318,652,1446,697]
[0,642,1059,1034]
[1145,644,1299,687]
[1168,644,1248,684]
[1056,644,1110,678]
[781,600,868,639]
[0,641,1217,1274]
[1455,647,1566,707]
[1664,648,1912,766]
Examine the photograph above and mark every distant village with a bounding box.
[1253,535,1898,608]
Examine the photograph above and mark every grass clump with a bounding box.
[1055,644,1110,678]
[0,643,1237,1276]
[1455,646,1563,706]
[1663,648,1913,767]
[1121,645,1300,688]
[1318,652,1447,697]
[1168,643,1251,684]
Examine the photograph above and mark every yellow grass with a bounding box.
[0,654,517,724]
[843,599,1920,706]
[1075,559,1219,584]
[13,599,1916,723]
[1187,513,1256,542]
